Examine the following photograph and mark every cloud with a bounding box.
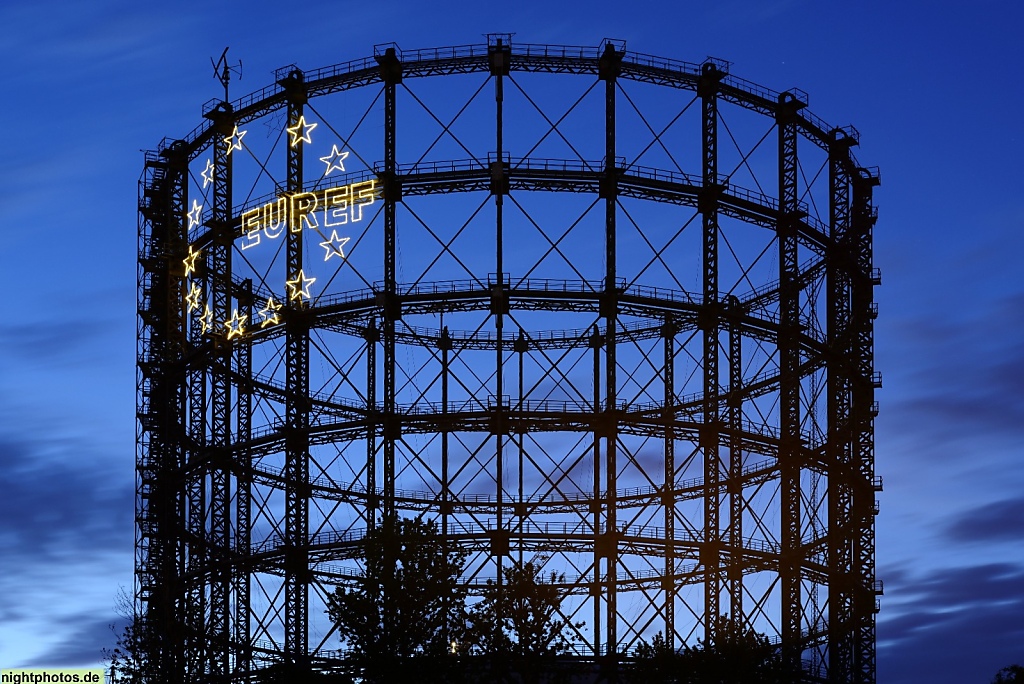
[0,427,132,668]
[881,291,1024,448]
[0,432,134,565]
[0,2,194,84]
[878,563,1024,684]
[0,319,114,369]
[945,497,1024,544]
[22,615,129,669]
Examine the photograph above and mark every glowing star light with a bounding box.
[187,200,203,229]
[224,125,247,155]
[185,282,202,312]
[286,269,316,301]
[224,308,247,339]
[319,230,351,261]
[286,115,317,147]
[183,245,201,277]
[319,145,350,175]
[258,296,282,328]
[200,158,215,188]
[200,305,214,334]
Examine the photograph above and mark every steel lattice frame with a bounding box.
[136,38,881,683]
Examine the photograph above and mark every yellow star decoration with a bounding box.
[200,305,214,334]
[200,158,215,188]
[183,246,201,278]
[224,125,247,155]
[286,115,317,147]
[187,200,203,229]
[319,230,351,261]
[185,282,202,312]
[258,296,282,328]
[286,269,316,301]
[319,144,349,175]
[224,308,247,340]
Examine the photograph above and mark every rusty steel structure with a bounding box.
[136,37,881,682]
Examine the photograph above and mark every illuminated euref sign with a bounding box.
[239,179,379,251]
[183,116,378,342]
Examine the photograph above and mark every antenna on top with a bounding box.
[211,47,243,103]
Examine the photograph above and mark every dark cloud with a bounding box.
[0,317,118,369]
[0,432,134,565]
[22,615,129,668]
[945,497,1024,544]
[878,291,1024,459]
[878,563,1024,684]
[0,429,133,668]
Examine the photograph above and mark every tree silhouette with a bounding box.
[993,664,1024,683]
[325,522,585,683]
[464,560,582,683]
[105,620,152,684]
[628,615,799,684]
[103,586,155,684]
[325,517,469,683]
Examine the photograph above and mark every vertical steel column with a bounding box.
[281,70,310,666]
[827,128,855,683]
[136,155,158,683]
[726,295,744,623]
[208,103,234,679]
[698,62,724,643]
[662,319,676,640]
[234,280,253,676]
[490,37,510,580]
[377,48,401,529]
[138,143,187,683]
[590,325,602,656]
[164,145,189,684]
[516,330,527,565]
[441,325,453,645]
[776,92,805,671]
[185,295,207,684]
[439,326,451,540]
[366,320,378,531]
[375,46,402,654]
[187,122,218,680]
[598,41,622,662]
[851,167,880,684]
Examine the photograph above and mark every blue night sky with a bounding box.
[1,2,1022,682]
